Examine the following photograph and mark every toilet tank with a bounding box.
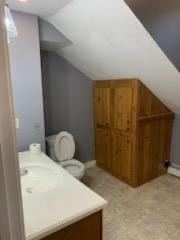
[46,135,57,161]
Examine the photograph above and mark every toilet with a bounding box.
[46,132,85,180]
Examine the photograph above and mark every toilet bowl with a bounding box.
[46,132,85,180]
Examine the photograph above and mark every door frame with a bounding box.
[0,0,25,239]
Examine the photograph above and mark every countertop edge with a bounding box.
[27,201,107,240]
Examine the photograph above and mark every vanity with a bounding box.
[19,152,107,240]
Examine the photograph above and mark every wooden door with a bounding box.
[138,119,168,185]
[94,87,110,127]
[138,121,155,184]
[111,132,132,182]
[111,87,133,133]
[138,115,174,185]
[95,128,111,169]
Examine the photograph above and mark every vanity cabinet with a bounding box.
[94,79,174,187]
[42,211,102,240]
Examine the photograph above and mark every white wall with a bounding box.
[46,0,180,113]
[9,11,45,151]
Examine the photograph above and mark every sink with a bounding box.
[21,165,60,194]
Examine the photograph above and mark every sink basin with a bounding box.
[21,165,60,194]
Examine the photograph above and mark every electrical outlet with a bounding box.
[15,118,20,129]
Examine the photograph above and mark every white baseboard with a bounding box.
[85,160,96,169]
[168,167,180,178]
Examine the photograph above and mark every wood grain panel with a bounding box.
[139,84,151,116]
[63,211,102,240]
[94,87,110,127]
[137,116,173,185]
[111,87,133,132]
[151,94,169,115]
[139,83,170,117]
[42,211,102,240]
[94,79,174,187]
[43,231,64,240]
[138,121,152,184]
[95,128,111,169]
[111,132,132,182]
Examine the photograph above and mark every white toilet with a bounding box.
[46,132,85,180]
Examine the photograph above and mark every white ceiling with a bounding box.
[7,0,74,17]
[46,0,180,113]
[7,0,180,113]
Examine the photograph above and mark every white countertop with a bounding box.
[19,152,107,240]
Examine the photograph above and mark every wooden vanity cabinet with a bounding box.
[42,211,102,240]
[94,79,174,187]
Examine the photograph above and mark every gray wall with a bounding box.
[9,11,45,151]
[39,18,71,45]
[126,0,180,71]
[126,0,180,167]
[171,114,180,167]
[39,19,72,52]
[41,51,95,163]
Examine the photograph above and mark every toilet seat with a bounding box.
[54,131,85,180]
[54,131,75,161]
[60,159,85,180]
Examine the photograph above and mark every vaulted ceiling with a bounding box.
[8,0,180,113]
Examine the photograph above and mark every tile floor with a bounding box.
[83,167,180,240]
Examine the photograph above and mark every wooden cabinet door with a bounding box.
[111,132,132,182]
[138,116,173,186]
[63,212,102,240]
[94,87,110,127]
[95,128,111,169]
[138,120,164,185]
[111,87,133,133]
[42,212,102,240]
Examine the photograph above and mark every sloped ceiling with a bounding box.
[46,0,180,113]
[8,0,180,113]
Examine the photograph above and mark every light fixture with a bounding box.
[5,4,18,39]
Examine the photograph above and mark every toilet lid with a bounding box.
[54,131,75,162]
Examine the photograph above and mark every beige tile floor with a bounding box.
[83,167,180,240]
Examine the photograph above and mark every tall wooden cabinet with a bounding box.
[94,79,174,187]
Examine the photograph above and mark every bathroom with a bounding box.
[9,11,94,179]
[1,1,180,240]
